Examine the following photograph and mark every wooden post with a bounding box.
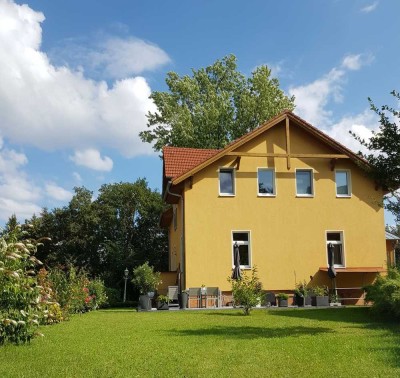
[285,116,291,170]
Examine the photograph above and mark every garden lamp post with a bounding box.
[123,268,129,303]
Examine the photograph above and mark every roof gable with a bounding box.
[164,110,369,185]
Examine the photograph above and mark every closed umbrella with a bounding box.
[231,242,242,280]
[327,243,338,299]
[327,243,337,279]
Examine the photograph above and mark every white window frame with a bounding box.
[335,169,352,198]
[257,168,276,196]
[326,231,345,268]
[231,230,251,269]
[219,168,235,196]
[295,168,314,197]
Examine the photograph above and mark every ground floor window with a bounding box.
[326,231,344,267]
[232,231,251,268]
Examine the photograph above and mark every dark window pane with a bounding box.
[239,245,249,266]
[219,170,233,194]
[327,233,341,241]
[233,232,248,241]
[333,245,343,265]
[258,169,274,194]
[296,170,312,195]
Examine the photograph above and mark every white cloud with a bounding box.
[361,2,379,13]
[89,37,171,79]
[70,149,113,171]
[322,109,378,153]
[289,53,374,127]
[0,0,166,158]
[45,183,73,202]
[72,172,82,182]
[0,141,41,221]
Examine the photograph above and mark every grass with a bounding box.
[1,307,400,377]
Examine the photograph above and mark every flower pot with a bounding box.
[278,299,288,307]
[178,292,188,309]
[138,294,151,311]
[157,302,169,310]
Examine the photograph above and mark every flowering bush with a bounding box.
[48,266,108,316]
[0,227,54,344]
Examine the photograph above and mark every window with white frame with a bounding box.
[326,231,344,267]
[296,169,313,196]
[232,231,251,268]
[219,168,235,195]
[335,170,351,197]
[257,168,276,196]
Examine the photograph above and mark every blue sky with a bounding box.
[0,0,399,224]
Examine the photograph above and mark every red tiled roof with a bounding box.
[163,146,220,180]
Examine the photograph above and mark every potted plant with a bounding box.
[178,289,188,309]
[312,286,329,307]
[294,280,311,307]
[329,293,342,307]
[277,293,289,307]
[131,262,161,311]
[156,295,169,310]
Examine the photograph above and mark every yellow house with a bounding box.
[160,110,387,305]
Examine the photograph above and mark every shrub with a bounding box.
[294,280,309,297]
[364,268,400,318]
[131,262,161,295]
[228,267,262,315]
[87,278,108,310]
[277,293,289,300]
[104,287,121,307]
[0,228,54,344]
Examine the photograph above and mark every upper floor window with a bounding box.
[232,231,251,268]
[296,169,314,197]
[257,168,276,196]
[219,168,235,196]
[335,170,351,197]
[326,231,344,267]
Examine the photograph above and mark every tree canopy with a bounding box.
[23,179,168,289]
[140,54,295,152]
[351,90,400,220]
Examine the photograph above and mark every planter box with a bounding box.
[157,302,169,310]
[295,295,312,307]
[314,296,329,307]
[138,294,151,311]
[278,299,288,307]
[178,293,188,309]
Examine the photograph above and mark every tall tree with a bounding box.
[351,90,400,220]
[140,54,295,152]
[25,180,168,288]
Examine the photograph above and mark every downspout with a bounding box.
[165,180,185,291]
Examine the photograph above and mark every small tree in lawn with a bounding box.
[228,267,262,316]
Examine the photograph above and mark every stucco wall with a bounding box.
[182,120,386,291]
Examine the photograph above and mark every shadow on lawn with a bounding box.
[170,325,334,339]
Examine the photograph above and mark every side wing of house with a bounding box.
[179,115,386,295]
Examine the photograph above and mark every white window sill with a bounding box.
[296,195,314,198]
[336,195,351,198]
[219,194,235,197]
[257,194,276,198]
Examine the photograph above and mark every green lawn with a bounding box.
[1,307,399,377]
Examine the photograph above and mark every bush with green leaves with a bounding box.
[364,268,400,318]
[228,267,262,315]
[131,262,161,295]
[48,265,108,316]
[0,227,53,344]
